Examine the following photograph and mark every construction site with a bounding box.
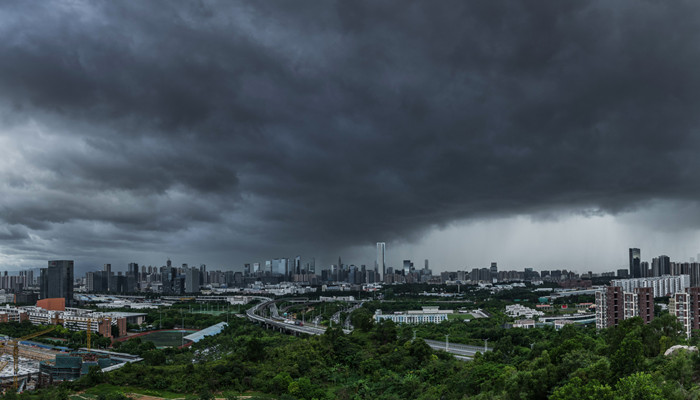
[0,328,68,392]
[0,328,142,392]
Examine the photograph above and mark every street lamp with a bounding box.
[446,334,449,351]
[484,338,488,352]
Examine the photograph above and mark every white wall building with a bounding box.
[505,304,544,319]
[374,306,452,324]
[610,275,690,298]
[513,319,536,329]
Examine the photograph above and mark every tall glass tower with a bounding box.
[40,260,74,306]
[376,242,386,279]
[629,248,641,278]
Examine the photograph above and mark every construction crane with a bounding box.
[86,318,91,351]
[11,326,55,389]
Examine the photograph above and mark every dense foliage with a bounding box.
[11,308,700,400]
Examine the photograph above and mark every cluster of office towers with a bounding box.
[87,260,242,294]
[628,248,700,285]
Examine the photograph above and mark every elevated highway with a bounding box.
[246,297,351,335]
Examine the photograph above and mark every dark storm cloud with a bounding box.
[1,0,700,268]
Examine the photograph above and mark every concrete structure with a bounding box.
[374,306,452,324]
[610,275,690,298]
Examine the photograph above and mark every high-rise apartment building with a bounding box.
[690,263,700,287]
[40,260,74,306]
[629,248,641,278]
[659,255,671,276]
[636,287,654,324]
[376,242,386,279]
[611,275,690,298]
[596,285,654,329]
[669,287,700,338]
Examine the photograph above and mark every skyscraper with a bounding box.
[40,260,74,306]
[185,266,200,293]
[294,256,301,275]
[403,260,413,275]
[659,255,671,275]
[629,248,641,278]
[127,262,139,292]
[308,257,316,275]
[376,242,386,279]
[128,262,139,276]
[272,258,288,275]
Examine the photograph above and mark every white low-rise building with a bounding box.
[512,319,536,329]
[374,306,452,324]
[505,304,544,319]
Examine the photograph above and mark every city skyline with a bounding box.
[8,241,700,278]
[3,2,700,271]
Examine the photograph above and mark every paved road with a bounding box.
[247,298,350,335]
[423,339,491,358]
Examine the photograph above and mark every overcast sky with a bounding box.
[2,1,700,274]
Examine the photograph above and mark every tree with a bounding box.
[372,320,397,345]
[614,372,664,400]
[350,308,374,332]
[610,335,644,379]
[270,372,293,395]
[550,378,614,400]
[245,337,265,362]
[143,349,166,366]
[287,377,314,400]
